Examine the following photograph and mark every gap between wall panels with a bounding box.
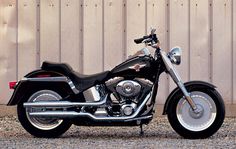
[36,0,41,69]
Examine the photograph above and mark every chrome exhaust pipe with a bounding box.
[28,93,151,121]
[23,95,108,108]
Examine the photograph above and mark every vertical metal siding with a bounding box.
[18,0,37,79]
[169,0,189,92]
[0,0,17,104]
[104,0,124,70]
[61,0,82,71]
[126,0,146,57]
[212,0,233,104]
[190,0,211,82]
[83,0,103,74]
[40,0,60,63]
[0,0,235,108]
[233,0,236,104]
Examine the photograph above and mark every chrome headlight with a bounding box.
[168,47,182,65]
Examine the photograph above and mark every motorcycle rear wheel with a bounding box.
[167,86,225,139]
[17,89,72,138]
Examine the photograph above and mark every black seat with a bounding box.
[42,61,73,76]
[41,61,110,91]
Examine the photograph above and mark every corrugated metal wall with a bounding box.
[0,0,235,107]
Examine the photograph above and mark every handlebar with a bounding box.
[134,35,149,44]
[131,28,160,59]
[134,33,158,45]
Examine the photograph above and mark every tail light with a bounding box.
[9,81,17,89]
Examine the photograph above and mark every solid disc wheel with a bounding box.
[176,91,217,132]
[17,89,72,138]
[167,87,225,139]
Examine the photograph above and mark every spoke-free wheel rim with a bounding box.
[25,90,63,130]
[176,91,217,132]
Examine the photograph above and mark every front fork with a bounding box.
[160,51,200,113]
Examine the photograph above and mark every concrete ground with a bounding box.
[0,116,235,149]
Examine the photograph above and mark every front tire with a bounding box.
[167,86,225,139]
[17,89,72,138]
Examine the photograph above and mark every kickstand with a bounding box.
[139,124,144,136]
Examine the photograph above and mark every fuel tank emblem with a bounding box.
[128,64,146,72]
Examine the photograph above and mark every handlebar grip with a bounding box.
[134,38,144,44]
[134,35,149,44]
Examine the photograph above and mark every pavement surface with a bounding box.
[0,116,235,149]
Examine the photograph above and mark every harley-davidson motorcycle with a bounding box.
[7,28,225,139]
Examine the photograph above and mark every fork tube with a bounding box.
[168,69,197,111]
[160,51,198,111]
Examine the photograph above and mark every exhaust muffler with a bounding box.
[27,93,151,121]
[23,95,108,108]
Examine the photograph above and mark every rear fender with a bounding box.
[162,81,216,115]
[7,70,76,105]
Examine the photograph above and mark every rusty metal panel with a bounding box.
[147,0,168,104]
[83,0,103,74]
[0,0,17,104]
[126,0,146,56]
[18,0,37,79]
[103,0,124,70]
[40,0,60,63]
[169,0,189,90]
[233,1,236,104]
[212,0,232,104]
[190,0,210,82]
[61,0,82,72]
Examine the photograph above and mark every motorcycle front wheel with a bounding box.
[17,89,72,138]
[167,86,225,139]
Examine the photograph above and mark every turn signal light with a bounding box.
[9,81,17,89]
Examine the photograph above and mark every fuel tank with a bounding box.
[111,55,156,80]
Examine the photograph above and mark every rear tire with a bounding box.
[167,86,225,139]
[17,89,72,138]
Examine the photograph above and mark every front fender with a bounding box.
[162,81,216,115]
[7,70,74,106]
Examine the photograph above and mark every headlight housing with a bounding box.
[168,47,182,65]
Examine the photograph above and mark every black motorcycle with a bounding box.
[7,28,225,139]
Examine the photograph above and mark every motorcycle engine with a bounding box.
[116,80,141,98]
[106,77,153,116]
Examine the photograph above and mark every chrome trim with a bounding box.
[28,93,151,121]
[176,91,217,131]
[160,51,198,111]
[25,76,68,82]
[121,103,137,116]
[140,47,151,55]
[68,80,80,94]
[168,46,182,65]
[116,80,141,97]
[135,78,153,87]
[25,90,64,130]
[23,77,80,94]
[23,95,108,108]
[94,108,108,116]
[105,77,124,86]
[83,86,101,102]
